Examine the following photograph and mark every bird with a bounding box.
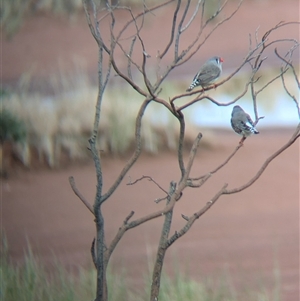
[186,56,224,92]
[231,105,259,140]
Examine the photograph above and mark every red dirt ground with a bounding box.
[1,0,299,299]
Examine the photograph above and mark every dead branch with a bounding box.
[172,79,250,112]
[91,238,97,268]
[159,0,181,59]
[191,143,242,182]
[150,181,176,300]
[101,99,151,203]
[124,210,135,224]
[181,132,202,184]
[166,120,300,249]
[104,183,178,265]
[175,0,243,66]
[69,176,94,214]
[187,173,212,188]
[177,86,249,112]
[166,183,228,248]
[177,111,186,179]
[180,0,202,33]
[225,124,300,195]
[154,196,169,204]
[174,0,191,61]
[127,36,137,80]
[78,2,299,301]
[127,175,169,195]
[274,47,300,118]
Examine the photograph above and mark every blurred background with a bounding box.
[1,1,299,301]
[1,0,299,167]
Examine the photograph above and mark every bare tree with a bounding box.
[69,1,300,300]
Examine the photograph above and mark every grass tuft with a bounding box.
[1,243,282,301]
[1,66,212,169]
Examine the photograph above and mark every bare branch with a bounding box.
[191,144,242,182]
[177,111,186,179]
[274,47,300,118]
[255,67,289,96]
[150,181,176,300]
[280,72,300,119]
[151,0,244,91]
[82,0,99,44]
[174,0,191,60]
[127,175,169,195]
[83,0,110,53]
[124,210,135,224]
[224,124,300,195]
[101,99,151,203]
[177,84,250,112]
[187,172,211,188]
[128,9,154,95]
[180,0,202,33]
[115,0,174,46]
[172,42,267,109]
[127,36,137,80]
[261,21,299,46]
[166,183,228,248]
[176,0,243,66]
[69,176,94,214]
[104,210,135,263]
[91,238,97,268]
[154,196,169,204]
[159,0,181,59]
[105,183,179,266]
[184,133,202,178]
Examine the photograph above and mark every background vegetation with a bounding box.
[1,0,234,38]
[1,240,282,301]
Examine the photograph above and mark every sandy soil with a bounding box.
[2,130,299,299]
[1,0,299,300]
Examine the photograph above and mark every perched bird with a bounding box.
[186,56,224,92]
[231,105,259,140]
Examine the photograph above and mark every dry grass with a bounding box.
[1,238,282,301]
[3,62,296,169]
[1,67,214,169]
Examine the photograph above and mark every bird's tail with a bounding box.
[186,81,198,92]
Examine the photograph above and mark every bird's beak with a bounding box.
[220,57,224,63]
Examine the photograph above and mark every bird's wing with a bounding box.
[195,63,221,83]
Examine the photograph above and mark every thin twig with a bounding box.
[159,0,181,59]
[180,0,202,33]
[174,0,191,61]
[177,0,243,66]
[274,47,300,118]
[124,211,135,224]
[101,99,151,203]
[166,183,228,248]
[127,175,169,195]
[69,176,94,214]
[225,124,300,194]
[179,132,202,185]
[127,36,137,80]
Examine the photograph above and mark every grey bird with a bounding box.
[231,105,259,139]
[186,56,224,92]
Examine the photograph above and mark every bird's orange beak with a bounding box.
[220,57,224,63]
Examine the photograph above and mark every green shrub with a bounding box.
[0,109,27,144]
